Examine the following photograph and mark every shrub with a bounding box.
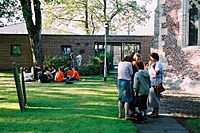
[43,55,70,69]
[79,52,114,75]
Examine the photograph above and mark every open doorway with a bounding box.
[94,42,141,66]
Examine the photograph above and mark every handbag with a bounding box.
[154,83,165,96]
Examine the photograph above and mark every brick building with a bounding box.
[152,0,200,93]
[0,34,153,70]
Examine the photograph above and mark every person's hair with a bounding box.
[122,55,132,62]
[130,50,135,58]
[137,61,144,70]
[133,53,141,59]
[150,53,159,61]
[144,62,149,66]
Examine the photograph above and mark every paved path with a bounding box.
[135,107,189,133]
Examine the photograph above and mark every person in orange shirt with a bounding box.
[67,69,73,78]
[55,68,64,82]
[69,67,80,81]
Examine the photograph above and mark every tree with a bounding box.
[0,0,23,26]
[42,0,151,35]
[0,0,44,66]
[42,0,93,34]
[20,0,44,66]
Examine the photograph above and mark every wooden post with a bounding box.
[20,67,27,105]
[12,62,25,112]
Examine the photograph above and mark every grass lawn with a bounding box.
[184,118,200,133]
[0,71,137,132]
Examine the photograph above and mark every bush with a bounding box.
[79,64,103,75]
[79,52,114,75]
[43,55,70,69]
[43,53,114,76]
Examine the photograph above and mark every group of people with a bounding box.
[117,52,163,121]
[23,66,80,83]
[23,50,82,83]
[37,66,80,83]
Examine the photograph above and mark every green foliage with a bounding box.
[79,52,114,75]
[0,72,137,132]
[184,118,200,133]
[0,0,22,26]
[43,55,70,68]
[42,0,151,35]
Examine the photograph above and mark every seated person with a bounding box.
[64,68,73,79]
[44,67,54,81]
[38,69,50,83]
[50,66,57,78]
[55,68,64,82]
[23,67,33,82]
[68,67,80,81]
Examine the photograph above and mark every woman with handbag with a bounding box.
[148,53,163,118]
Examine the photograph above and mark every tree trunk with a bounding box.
[29,28,43,66]
[20,0,44,66]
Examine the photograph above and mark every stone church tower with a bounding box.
[152,0,200,94]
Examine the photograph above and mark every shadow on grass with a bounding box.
[0,73,137,132]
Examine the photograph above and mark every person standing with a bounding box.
[69,51,74,69]
[76,52,82,68]
[129,53,141,116]
[133,61,150,120]
[117,55,133,120]
[148,53,163,118]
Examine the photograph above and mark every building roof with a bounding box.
[0,22,75,35]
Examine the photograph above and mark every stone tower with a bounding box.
[152,0,200,94]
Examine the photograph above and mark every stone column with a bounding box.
[178,0,188,48]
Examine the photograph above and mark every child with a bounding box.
[133,61,150,120]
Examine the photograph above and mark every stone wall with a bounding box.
[154,0,200,94]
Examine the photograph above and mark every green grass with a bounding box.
[184,118,200,133]
[0,71,137,132]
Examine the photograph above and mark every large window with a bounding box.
[61,45,71,56]
[189,3,199,46]
[124,43,141,55]
[11,44,22,56]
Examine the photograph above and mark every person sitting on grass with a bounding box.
[55,67,65,82]
[23,67,34,82]
[38,67,51,83]
[44,67,54,82]
[68,67,80,81]
[64,67,73,79]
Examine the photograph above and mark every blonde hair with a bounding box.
[133,53,141,60]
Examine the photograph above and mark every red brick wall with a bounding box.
[0,34,33,70]
[0,34,152,70]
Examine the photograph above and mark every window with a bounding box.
[61,45,71,56]
[11,44,22,56]
[95,43,105,55]
[189,3,199,46]
[124,43,141,55]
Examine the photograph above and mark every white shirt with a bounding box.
[118,61,133,81]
